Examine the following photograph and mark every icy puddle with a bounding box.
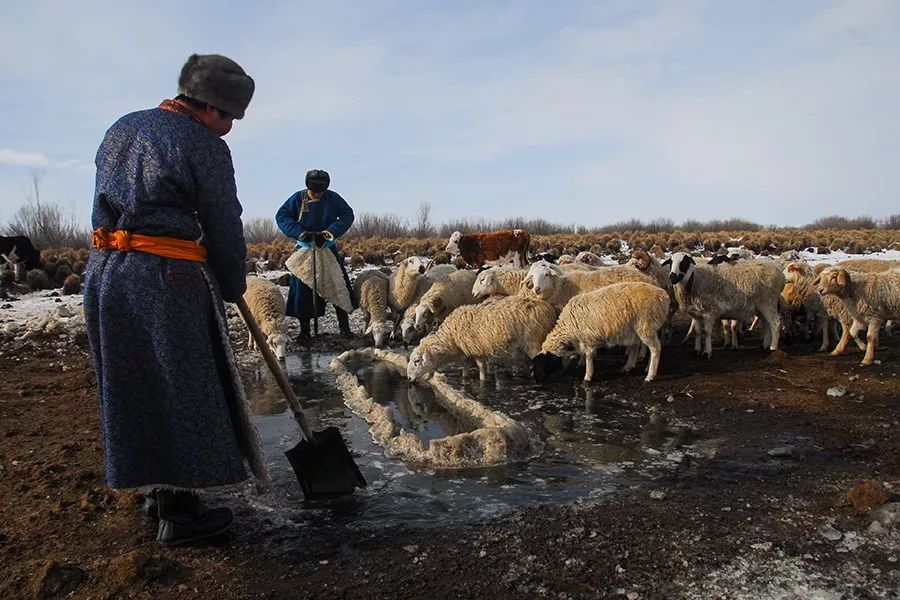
[241,351,717,530]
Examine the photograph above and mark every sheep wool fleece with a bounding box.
[83,104,267,492]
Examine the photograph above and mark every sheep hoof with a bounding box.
[701,352,711,360]
[859,361,873,367]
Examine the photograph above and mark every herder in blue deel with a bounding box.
[84,54,267,545]
[276,170,355,344]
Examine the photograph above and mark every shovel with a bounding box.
[236,297,366,499]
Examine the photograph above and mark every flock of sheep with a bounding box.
[241,247,900,386]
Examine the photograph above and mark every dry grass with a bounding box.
[241,228,900,269]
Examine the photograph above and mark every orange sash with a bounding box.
[91,228,207,263]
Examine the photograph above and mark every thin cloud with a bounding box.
[0,149,50,168]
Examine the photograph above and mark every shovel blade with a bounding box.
[284,427,366,499]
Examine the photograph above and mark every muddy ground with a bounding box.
[1,324,899,599]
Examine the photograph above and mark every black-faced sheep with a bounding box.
[532,282,669,383]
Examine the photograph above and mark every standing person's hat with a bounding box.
[306,169,330,193]
[177,54,255,119]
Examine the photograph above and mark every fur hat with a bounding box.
[305,169,330,193]
[177,54,254,119]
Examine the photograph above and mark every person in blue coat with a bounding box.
[275,170,355,343]
[84,54,267,545]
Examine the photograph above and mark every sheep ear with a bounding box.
[364,321,373,334]
[811,275,821,286]
[661,257,672,266]
[523,278,534,290]
[836,269,849,287]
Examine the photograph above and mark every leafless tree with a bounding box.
[3,168,90,248]
[413,202,434,238]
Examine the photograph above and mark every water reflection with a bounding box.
[241,350,718,532]
[357,362,479,446]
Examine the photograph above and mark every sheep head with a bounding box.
[664,252,695,285]
[527,263,560,296]
[532,352,564,383]
[472,268,496,299]
[407,346,435,382]
[364,320,394,348]
[414,303,434,331]
[267,332,289,361]
[631,249,651,271]
[817,268,851,297]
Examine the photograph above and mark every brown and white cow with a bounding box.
[445,229,530,269]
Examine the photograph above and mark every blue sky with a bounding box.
[1,0,898,229]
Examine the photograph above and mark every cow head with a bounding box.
[445,231,462,256]
[664,252,695,285]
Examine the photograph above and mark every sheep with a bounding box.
[524,261,656,310]
[575,251,604,266]
[353,269,393,348]
[559,261,598,272]
[388,256,429,313]
[414,269,479,333]
[397,264,458,345]
[791,261,866,355]
[664,252,785,358]
[241,277,289,360]
[471,266,528,300]
[779,264,830,351]
[407,293,558,382]
[532,282,669,383]
[815,267,900,366]
[833,258,900,273]
[629,249,677,344]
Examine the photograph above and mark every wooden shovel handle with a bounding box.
[236,296,314,441]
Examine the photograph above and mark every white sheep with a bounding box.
[532,282,669,382]
[397,264,458,345]
[353,269,393,348]
[816,267,900,366]
[241,277,289,360]
[665,252,785,358]
[575,251,605,266]
[471,266,528,300]
[780,263,830,352]
[414,269,479,332]
[388,256,429,313]
[525,260,656,310]
[407,293,558,382]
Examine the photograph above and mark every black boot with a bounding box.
[141,490,159,521]
[336,307,353,338]
[297,320,311,345]
[156,490,233,545]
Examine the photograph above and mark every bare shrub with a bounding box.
[243,217,279,244]
[806,215,878,230]
[62,274,82,295]
[3,169,90,248]
[54,264,74,287]
[26,269,50,291]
